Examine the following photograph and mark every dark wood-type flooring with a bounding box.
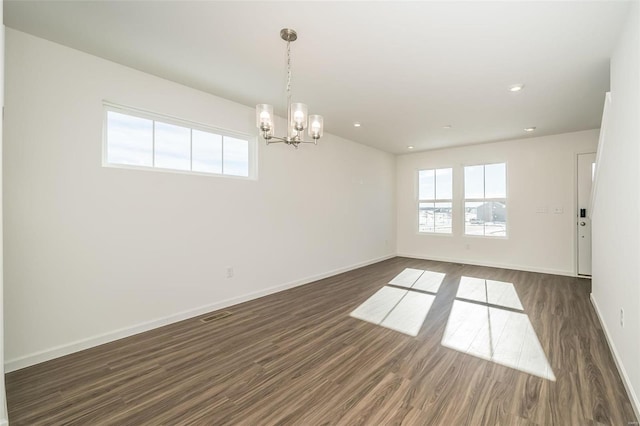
[6,257,638,425]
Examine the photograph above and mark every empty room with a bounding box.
[0,0,639,424]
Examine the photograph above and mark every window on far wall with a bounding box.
[464,163,507,237]
[418,168,453,234]
[104,104,253,178]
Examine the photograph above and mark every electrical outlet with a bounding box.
[226,267,234,279]
[620,308,624,327]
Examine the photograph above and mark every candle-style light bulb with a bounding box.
[290,103,308,132]
[308,114,323,140]
[256,104,274,138]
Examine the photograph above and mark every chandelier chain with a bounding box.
[286,40,292,103]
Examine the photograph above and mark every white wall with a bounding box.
[3,29,396,371]
[397,130,599,276]
[591,0,640,416]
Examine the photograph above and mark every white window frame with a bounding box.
[463,162,508,238]
[102,101,257,180]
[417,167,453,235]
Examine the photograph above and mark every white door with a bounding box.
[577,153,596,276]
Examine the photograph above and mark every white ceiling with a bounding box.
[4,1,632,153]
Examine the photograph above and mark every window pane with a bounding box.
[418,170,435,200]
[465,201,485,235]
[154,121,191,171]
[434,202,452,233]
[192,130,222,174]
[485,163,506,198]
[485,201,507,237]
[223,137,249,177]
[465,201,507,236]
[105,107,252,179]
[107,111,153,166]
[435,168,453,200]
[419,202,435,232]
[465,165,484,199]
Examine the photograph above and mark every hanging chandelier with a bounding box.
[256,28,324,147]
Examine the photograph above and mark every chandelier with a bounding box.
[256,28,324,147]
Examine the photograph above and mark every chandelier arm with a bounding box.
[265,136,287,144]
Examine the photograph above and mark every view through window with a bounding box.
[464,163,507,236]
[418,168,453,233]
[105,106,252,178]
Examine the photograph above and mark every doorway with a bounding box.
[577,152,596,276]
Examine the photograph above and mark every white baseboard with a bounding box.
[590,294,640,420]
[5,253,395,373]
[397,252,575,277]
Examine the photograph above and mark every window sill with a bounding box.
[463,234,509,240]
[417,231,454,237]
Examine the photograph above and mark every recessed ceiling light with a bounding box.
[407,146,414,150]
[509,84,525,92]
[443,125,452,129]
[524,127,536,132]
[353,122,361,127]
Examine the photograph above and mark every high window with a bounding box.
[104,104,254,178]
[418,168,453,233]
[464,163,507,237]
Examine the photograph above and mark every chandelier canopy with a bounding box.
[256,28,324,147]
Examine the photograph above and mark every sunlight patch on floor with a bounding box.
[350,286,435,336]
[456,276,523,310]
[349,268,443,336]
[388,268,425,287]
[412,270,446,293]
[441,278,555,381]
[388,268,445,293]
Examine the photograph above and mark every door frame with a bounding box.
[574,151,596,277]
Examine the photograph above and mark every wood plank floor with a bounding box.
[6,257,638,425]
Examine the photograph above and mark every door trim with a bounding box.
[575,151,596,277]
